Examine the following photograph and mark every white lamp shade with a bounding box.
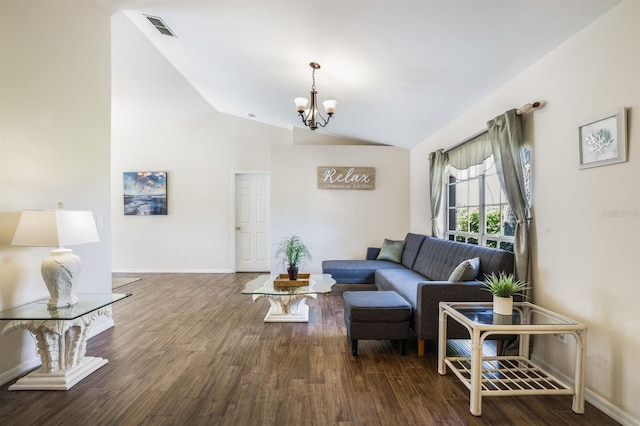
[323,99,337,114]
[12,210,99,248]
[294,97,309,112]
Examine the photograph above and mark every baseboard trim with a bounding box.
[0,358,41,387]
[532,355,638,426]
[111,268,234,274]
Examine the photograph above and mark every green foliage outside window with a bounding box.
[456,209,501,235]
[455,209,514,252]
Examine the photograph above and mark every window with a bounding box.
[446,158,515,252]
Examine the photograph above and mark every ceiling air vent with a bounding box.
[144,15,176,37]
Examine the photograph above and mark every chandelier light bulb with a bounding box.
[323,99,337,115]
[295,97,309,113]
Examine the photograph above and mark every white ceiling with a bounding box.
[99,0,620,149]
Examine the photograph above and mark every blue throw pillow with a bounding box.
[376,239,405,263]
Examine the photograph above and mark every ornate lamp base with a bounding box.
[41,248,82,309]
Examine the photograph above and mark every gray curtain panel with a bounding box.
[428,149,447,238]
[487,109,531,297]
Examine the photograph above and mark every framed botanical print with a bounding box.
[578,108,627,169]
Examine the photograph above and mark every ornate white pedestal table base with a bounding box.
[254,293,317,322]
[3,307,111,390]
[0,293,131,391]
[9,357,108,391]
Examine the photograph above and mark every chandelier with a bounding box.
[294,62,337,130]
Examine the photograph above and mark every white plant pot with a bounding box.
[493,295,513,315]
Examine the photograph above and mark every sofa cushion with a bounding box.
[448,257,480,281]
[413,237,514,281]
[376,239,405,263]
[375,269,426,308]
[322,259,406,284]
[401,233,426,269]
[366,247,381,260]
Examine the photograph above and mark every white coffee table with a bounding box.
[242,274,335,322]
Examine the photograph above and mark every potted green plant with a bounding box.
[482,272,530,315]
[274,235,312,280]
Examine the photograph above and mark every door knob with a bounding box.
[235,226,241,230]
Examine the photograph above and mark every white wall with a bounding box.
[271,145,410,274]
[411,1,639,422]
[0,0,111,383]
[110,12,291,272]
[111,13,411,273]
[292,127,386,146]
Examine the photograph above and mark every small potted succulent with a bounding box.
[483,272,530,315]
[274,235,312,280]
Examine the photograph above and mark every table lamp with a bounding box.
[11,208,100,309]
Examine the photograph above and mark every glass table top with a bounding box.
[442,302,584,327]
[242,274,336,296]
[0,293,132,321]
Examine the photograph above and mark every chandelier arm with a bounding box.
[313,114,333,128]
[298,111,310,127]
[298,111,332,129]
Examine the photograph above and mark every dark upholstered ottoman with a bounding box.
[343,291,412,356]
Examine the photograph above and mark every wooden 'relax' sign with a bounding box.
[317,167,375,190]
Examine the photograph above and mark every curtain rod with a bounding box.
[444,101,542,153]
[444,129,488,153]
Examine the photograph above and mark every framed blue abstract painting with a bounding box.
[123,171,168,215]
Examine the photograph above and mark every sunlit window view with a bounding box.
[446,157,521,252]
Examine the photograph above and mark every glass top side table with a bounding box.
[438,301,587,417]
[0,293,131,320]
[0,292,132,390]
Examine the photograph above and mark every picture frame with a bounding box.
[123,171,168,215]
[578,108,627,169]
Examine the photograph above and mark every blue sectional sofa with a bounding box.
[322,233,515,355]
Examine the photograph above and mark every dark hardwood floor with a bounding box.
[0,273,619,425]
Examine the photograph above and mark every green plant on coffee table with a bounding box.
[482,272,530,298]
[274,235,312,280]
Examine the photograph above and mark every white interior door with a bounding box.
[235,173,270,272]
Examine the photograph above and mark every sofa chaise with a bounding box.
[322,233,515,355]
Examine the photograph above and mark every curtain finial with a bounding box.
[516,101,542,116]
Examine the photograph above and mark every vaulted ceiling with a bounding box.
[98,0,620,148]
